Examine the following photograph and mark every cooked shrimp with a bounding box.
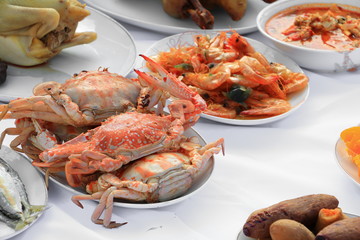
[241,98,291,116]
[270,63,309,94]
[149,31,308,119]
[236,56,280,85]
[205,104,237,119]
[183,71,229,90]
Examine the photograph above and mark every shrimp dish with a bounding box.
[147,31,309,120]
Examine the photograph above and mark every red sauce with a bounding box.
[265,4,360,51]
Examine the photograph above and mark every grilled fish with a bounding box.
[0,157,44,230]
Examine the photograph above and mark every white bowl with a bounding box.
[257,0,360,72]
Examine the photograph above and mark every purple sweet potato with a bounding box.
[242,194,339,239]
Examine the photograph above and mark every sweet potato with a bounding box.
[242,194,339,239]
[270,219,315,240]
[314,208,347,233]
[315,217,360,240]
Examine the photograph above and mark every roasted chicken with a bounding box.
[0,0,97,66]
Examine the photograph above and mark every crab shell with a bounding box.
[121,152,197,202]
[0,0,97,66]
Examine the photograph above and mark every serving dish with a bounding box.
[257,0,360,72]
[83,0,268,35]
[141,31,309,126]
[0,7,137,102]
[36,127,214,209]
[0,146,48,240]
[335,138,360,186]
[236,213,359,240]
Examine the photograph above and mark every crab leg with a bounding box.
[0,96,77,125]
[136,54,206,112]
[0,126,34,152]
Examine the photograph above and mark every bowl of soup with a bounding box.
[257,0,360,72]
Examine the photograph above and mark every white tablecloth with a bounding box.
[3,20,360,240]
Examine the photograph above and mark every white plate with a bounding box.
[335,138,360,186]
[141,31,310,126]
[41,127,214,209]
[0,7,137,102]
[0,146,48,240]
[236,212,359,240]
[83,0,269,35]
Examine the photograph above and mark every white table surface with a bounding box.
[2,16,360,240]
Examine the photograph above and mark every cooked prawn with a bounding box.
[150,31,309,119]
[241,98,291,116]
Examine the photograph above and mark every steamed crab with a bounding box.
[0,0,97,66]
[0,69,142,127]
[0,67,163,157]
[71,136,224,228]
[33,55,207,187]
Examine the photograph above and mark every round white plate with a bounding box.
[140,31,310,126]
[83,0,269,35]
[0,146,48,240]
[335,138,360,186]
[40,127,214,209]
[0,7,137,102]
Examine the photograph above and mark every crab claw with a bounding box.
[135,54,206,112]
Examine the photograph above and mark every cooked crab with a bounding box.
[0,68,150,159]
[33,55,207,187]
[71,136,224,228]
[0,0,97,66]
[0,69,143,127]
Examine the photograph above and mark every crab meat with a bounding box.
[0,0,97,66]
[35,54,207,187]
[71,137,224,228]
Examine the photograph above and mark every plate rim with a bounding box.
[83,0,269,35]
[335,138,360,186]
[86,6,138,77]
[140,30,310,126]
[32,127,215,209]
[0,146,48,240]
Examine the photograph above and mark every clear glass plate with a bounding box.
[335,138,360,186]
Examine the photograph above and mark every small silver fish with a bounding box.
[0,157,44,230]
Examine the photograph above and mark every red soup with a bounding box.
[265,3,360,51]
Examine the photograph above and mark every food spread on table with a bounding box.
[0,0,359,238]
[266,3,360,51]
[0,55,223,228]
[148,31,308,119]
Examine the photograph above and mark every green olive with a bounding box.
[226,84,251,103]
